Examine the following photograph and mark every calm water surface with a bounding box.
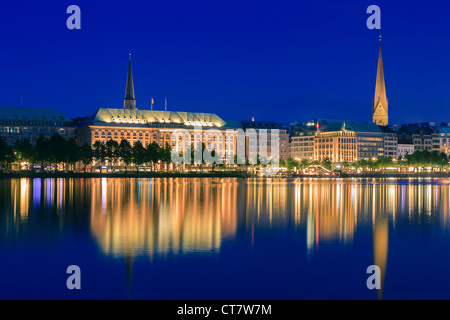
[1,177,450,299]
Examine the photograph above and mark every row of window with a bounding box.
[0,120,67,126]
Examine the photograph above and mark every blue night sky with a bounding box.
[0,0,449,124]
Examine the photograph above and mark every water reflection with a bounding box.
[2,177,450,298]
[2,178,450,246]
[89,178,240,258]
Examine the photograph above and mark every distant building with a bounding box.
[314,121,357,163]
[0,106,75,146]
[290,127,315,161]
[397,144,414,158]
[397,124,433,152]
[431,125,450,156]
[379,126,398,158]
[241,120,290,160]
[355,123,384,159]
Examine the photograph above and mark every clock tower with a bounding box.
[372,38,388,126]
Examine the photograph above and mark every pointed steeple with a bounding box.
[124,54,136,110]
[373,36,388,125]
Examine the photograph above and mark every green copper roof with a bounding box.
[0,106,71,122]
[89,108,227,127]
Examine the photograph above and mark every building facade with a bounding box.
[241,120,290,161]
[76,57,290,164]
[356,123,384,159]
[431,126,450,156]
[290,130,315,161]
[314,122,357,163]
[398,124,433,152]
[397,144,415,158]
[379,126,398,158]
[0,106,75,146]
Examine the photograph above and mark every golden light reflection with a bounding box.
[2,177,450,266]
[89,178,239,258]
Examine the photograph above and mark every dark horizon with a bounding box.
[1,0,449,125]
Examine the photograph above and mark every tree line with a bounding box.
[0,133,173,172]
[350,150,449,172]
[278,151,450,173]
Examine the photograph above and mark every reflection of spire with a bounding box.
[373,216,388,300]
[125,255,134,300]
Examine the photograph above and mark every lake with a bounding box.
[1,177,450,299]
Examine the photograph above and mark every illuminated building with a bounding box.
[241,120,290,161]
[355,123,384,160]
[314,120,358,163]
[397,143,414,157]
[379,126,398,158]
[0,106,75,145]
[77,57,289,162]
[290,129,315,161]
[431,125,450,156]
[397,124,433,152]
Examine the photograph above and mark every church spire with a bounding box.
[373,36,388,125]
[124,54,136,110]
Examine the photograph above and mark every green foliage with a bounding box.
[286,158,299,171]
[79,143,93,170]
[160,142,172,164]
[147,142,160,166]
[321,157,332,170]
[118,139,133,166]
[0,138,15,169]
[66,138,80,166]
[105,139,119,165]
[14,139,34,164]
[132,141,147,170]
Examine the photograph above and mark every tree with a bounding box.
[286,158,299,172]
[160,142,172,171]
[300,159,309,169]
[192,142,205,171]
[132,141,146,171]
[79,143,93,172]
[65,138,80,171]
[93,141,106,167]
[321,157,332,170]
[147,142,160,171]
[14,139,34,170]
[118,139,132,172]
[0,138,15,171]
[48,133,67,171]
[342,161,350,171]
[34,135,49,172]
[105,139,119,166]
